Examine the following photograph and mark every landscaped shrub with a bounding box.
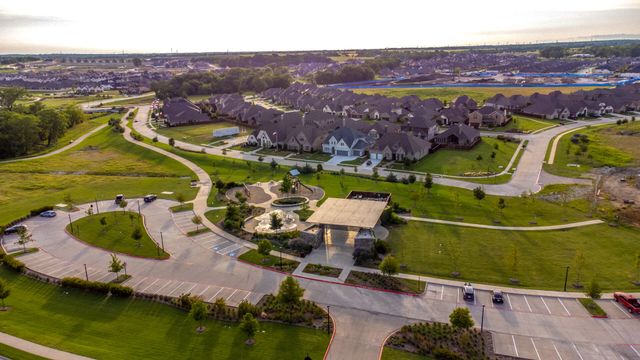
[1,255,25,272]
[237,300,260,318]
[109,284,134,297]
[60,277,133,298]
[29,205,54,217]
[374,239,391,255]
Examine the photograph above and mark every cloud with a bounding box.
[0,12,63,30]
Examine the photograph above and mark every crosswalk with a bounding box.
[189,231,247,258]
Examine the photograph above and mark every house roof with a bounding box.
[435,124,480,143]
[306,198,387,229]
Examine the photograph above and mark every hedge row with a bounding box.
[60,277,133,297]
[0,254,25,272]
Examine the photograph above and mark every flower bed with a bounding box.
[272,196,308,207]
[302,264,342,278]
[345,271,425,294]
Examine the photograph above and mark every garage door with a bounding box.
[336,150,349,156]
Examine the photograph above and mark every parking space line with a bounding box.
[155,280,174,294]
[630,345,640,358]
[440,285,444,300]
[207,287,224,302]
[226,289,238,301]
[612,301,633,318]
[558,299,571,316]
[184,283,198,295]
[242,292,251,300]
[129,276,147,288]
[572,343,584,360]
[141,279,159,292]
[456,289,460,303]
[523,295,533,312]
[168,282,188,296]
[506,294,513,310]
[511,335,519,358]
[197,286,210,296]
[540,297,551,314]
[531,338,541,360]
[553,343,563,360]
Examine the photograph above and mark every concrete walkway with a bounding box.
[401,216,604,231]
[0,332,92,360]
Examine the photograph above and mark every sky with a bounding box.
[1,0,640,54]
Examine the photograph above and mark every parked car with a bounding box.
[614,292,640,314]
[366,160,372,166]
[115,194,125,204]
[143,194,157,203]
[491,290,504,304]
[39,210,57,217]
[462,283,475,301]
[4,224,28,234]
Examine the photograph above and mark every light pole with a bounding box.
[160,232,165,252]
[480,304,485,332]
[68,213,73,233]
[563,266,570,292]
[84,264,89,281]
[95,197,100,214]
[137,200,141,216]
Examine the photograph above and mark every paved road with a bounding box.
[401,216,604,231]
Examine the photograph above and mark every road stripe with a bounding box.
[540,297,552,314]
[612,301,633,318]
[506,294,513,310]
[141,279,159,292]
[155,280,174,294]
[456,289,460,303]
[511,335,519,358]
[572,343,584,360]
[184,283,198,295]
[523,295,533,312]
[242,292,251,301]
[531,338,541,360]
[207,287,224,302]
[440,285,444,300]
[558,299,571,316]
[128,276,147,288]
[197,285,210,296]
[553,343,563,360]
[630,345,640,358]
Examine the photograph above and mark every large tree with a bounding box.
[0,280,10,309]
[37,109,68,146]
[0,87,27,110]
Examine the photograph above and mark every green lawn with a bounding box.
[238,249,299,273]
[353,86,608,104]
[205,209,226,224]
[156,122,249,146]
[580,298,607,317]
[255,148,294,157]
[68,211,169,259]
[340,157,368,166]
[170,203,194,213]
[0,266,330,360]
[0,343,48,360]
[36,95,117,108]
[493,115,556,133]
[388,137,519,176]
[382,347,432,360]
[544,122,639,178]
[387,221,640,290]
[289,152,332,162]
[105,94,156,106]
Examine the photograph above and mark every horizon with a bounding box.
[1,0,640,54]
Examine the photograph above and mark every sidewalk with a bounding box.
[0,332,92,360]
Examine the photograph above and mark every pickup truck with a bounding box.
[614,292,640,314]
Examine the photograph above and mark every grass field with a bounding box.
[353,86,608,104]
[387,221,640,290]
[544,122,639,178]
[0,343,48,360]
[0,266,330,359]
[36,95,117,108]
[389,137,519,176]
[205,209,226,224]
[104,93,156,106]
[238,249,299,273]
[493,115,556,133]
[68,211,169,259]
[156,122,249,146]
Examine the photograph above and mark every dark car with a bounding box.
[614,292,640,314]
[491,290,504,304]
[40,210,57,218]
[115,194,125,204]
[462,283,475,301]
[143,194,157,203]
[4,224,28,234]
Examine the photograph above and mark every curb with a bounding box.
[591,315,608,319]
[323,313,337,360]
[378,328,401,360]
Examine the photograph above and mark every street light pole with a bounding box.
[95,198,100,214]
[563,266,570,292]
[137,200,141,216]
[160,232,165,252]
[84,264,89,281]
[68,213,73,233]
[480,304,485,332]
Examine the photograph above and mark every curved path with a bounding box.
[401,216,604,231]
[5,108,639,360]
[0,332,91,360]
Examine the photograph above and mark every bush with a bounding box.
[353,248,374,265]
[408,174,416,183]
[237,300,260,318]
[386,172,398,183]
[586,279,602,299]
[174,293,199,310]
[29,205,54,217]
[374,239,390,255]
[433,347,464,360]
[1,255,25,272]
[60,277,133,297]
[286,238,313,256]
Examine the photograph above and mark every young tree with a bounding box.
[372,168,379,181]
[270,212,283,232]
[240,313,259,344]
[175,193,186,206]
[449,307,474,329]
[131,226,143,247]
[316,164,323,172]
[16,228,33,252]
[119,199,128,214]
[277,276,304,304]
[424,173,433,195]
[168,137,175,146]
[212,297,226,316]
[573,248,585,287]
[379,256,399,276]
[270,158,278,171]
[257,239,272,257]
[586,278,602,299]
[0,280,10,309]
[191,215,202,231]
[108,253,124,278]
[280,174,293,194]
[408,174,416,183]
[99,216,107,227]
[497,198,506,216]
[386,172,398,183]
[189,299,209,333]
[473,186,485,200]
[63,193,74,207]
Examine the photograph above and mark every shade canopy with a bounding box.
[306,198,387,229]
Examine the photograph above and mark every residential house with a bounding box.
[322,127,369,156]
[370,133,431,161]
[468,106,509,128]
[162,97,210,126]
[434,124,480,149]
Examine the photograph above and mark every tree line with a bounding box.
[0,87,87,159]
[151,67,292,99]
[193,53,333,68]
